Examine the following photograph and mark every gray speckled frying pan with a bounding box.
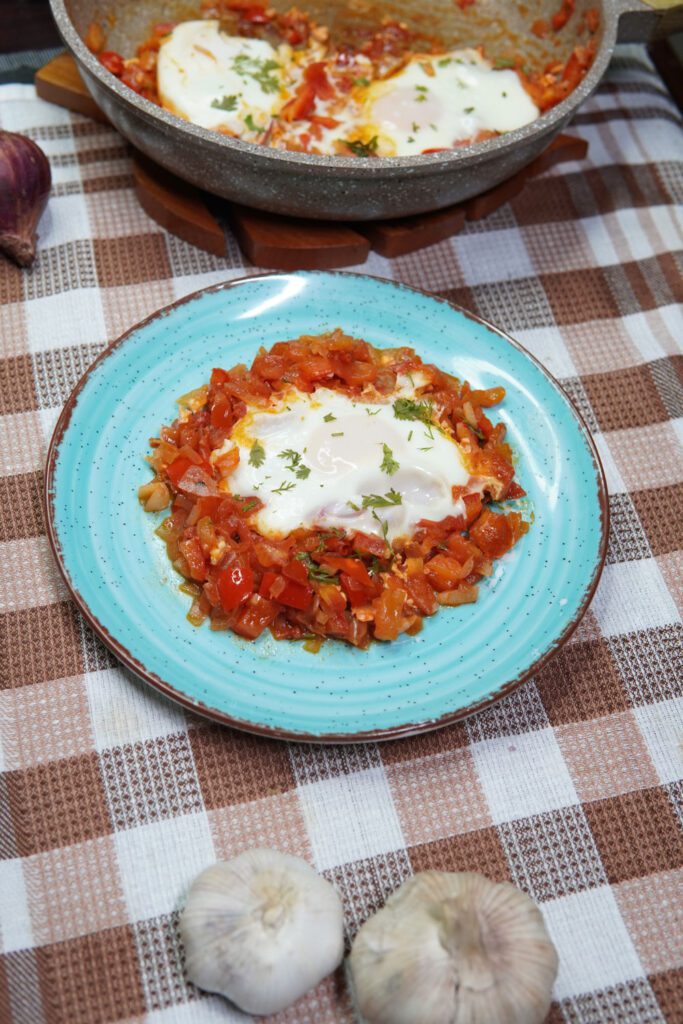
[49,0,682,219]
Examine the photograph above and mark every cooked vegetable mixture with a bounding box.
[139,331,529,647]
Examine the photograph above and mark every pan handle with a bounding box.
[615,0,683,42]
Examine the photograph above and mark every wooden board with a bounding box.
[35,52,588,269]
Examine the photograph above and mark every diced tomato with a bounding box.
[194,496,223,520]
[352,531,388,557]
[340,571,382,607]
[179,535,207,582]
[210,394,234,431]
[531,18,548,37]
[320,556,373,586]
[99,51,124,76]
[463,493,483,526]
[469,509,514,559]
[404,573,438,615]
[424,553,472,591]
[217,559,254,611]
[507,481,526,499]
[276,578,314,610]
[283,559,309,585]
[232,594,277,639]
[167,455,212,488]
[260,570,313,610]
[176,465,217,497]
[551,0,574,32]
[584,7,599,32]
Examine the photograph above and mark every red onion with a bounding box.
[0,130,52,268]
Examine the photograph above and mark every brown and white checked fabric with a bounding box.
[1,44,682,1024]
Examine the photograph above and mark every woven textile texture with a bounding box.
[1,46,682,1024]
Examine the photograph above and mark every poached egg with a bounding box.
[215,383,473,541]
[156,22,539,155]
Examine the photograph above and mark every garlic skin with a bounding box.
[179,848,344,1016]
[0,130,51,268]
[349,871,558,1024]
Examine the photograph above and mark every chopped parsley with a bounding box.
[415,85,428,103]
[371,510,393,551]
[502,91,508,98]
[379,443,399,476]
[241,498,258,513]
[331,431,344,437]
[271,480,296,494]
[494,58,516,69]
[464,106,475,114]
[243,113,259,132]
[211,94,239,111]
[407,136,415,144]
[424,423,435,441]
[249,440,265,467]
[407,430,413,441]
[323,412,336,422]
[353,76,370,86]
[365,407,381,416]
[418,446,433,452]
[232,54,280,93]
[344,136,379,158]
[360,489,402,509]
[278,448,310,479]
[393,397,433,425]
[438,57,452,67]
[295,551,339,583]
[411,121,420,133]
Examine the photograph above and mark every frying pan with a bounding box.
[49,0,682,219]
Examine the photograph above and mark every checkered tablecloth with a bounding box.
[1,45,682,1024]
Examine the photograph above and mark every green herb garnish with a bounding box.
[241,498,258,513]
[232,54,280,93]
[438,57,452,67]
[344,136,379,158]
[295,552,339,583]
[323,412,336,422]
[211,94,239,111]
[353,76,370,86]
[331,431,344,437]
[278,448,310,479]
[393,397,433,424]
[249,440,265,467]
[272,480,295,493]
[361,489,402,509]
[464,106,475,114]
[494,58,516,69]
[244,113,259,132]
[379,443,399,476]
[365,407,381,416]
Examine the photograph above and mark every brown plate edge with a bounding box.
[43,270,610,744]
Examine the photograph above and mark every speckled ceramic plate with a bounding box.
[45,272,608,742]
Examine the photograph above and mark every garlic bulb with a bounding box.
[179,848,344,1015]
[349,871,558,1024]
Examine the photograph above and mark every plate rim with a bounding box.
[44,270,609,743]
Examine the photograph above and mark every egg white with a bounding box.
[362,49,539,157]
[157,20,289,133]
[216,385,472,541]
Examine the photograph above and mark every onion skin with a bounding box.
[0,130,52,268]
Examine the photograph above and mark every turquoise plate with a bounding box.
[45,272,608,742]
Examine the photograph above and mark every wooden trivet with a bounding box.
[36,53,588,269]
